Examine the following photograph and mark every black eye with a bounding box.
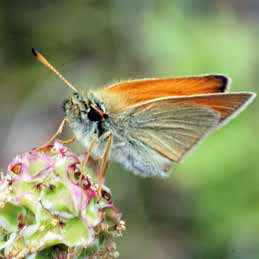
[88,107,102,121]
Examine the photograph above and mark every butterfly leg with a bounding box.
[36,118,66,150]
[97,131,112,199]
[78,133,97,187]
[57,135,76,145]
[82,133,97,169]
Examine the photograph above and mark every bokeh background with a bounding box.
[1,1,259,258]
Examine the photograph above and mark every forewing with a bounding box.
[96,75,229,113]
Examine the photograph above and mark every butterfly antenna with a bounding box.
[32,48,78,92]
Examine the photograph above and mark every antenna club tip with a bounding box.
[32,48,38,57]
[31,48,78,92]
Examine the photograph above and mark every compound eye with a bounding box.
[87,106,102,122]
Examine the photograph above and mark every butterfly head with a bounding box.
[63,92,107,130]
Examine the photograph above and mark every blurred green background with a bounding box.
[1,0,259,258]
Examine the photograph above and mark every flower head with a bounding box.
[0,142,124,258]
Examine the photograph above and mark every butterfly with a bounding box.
[32,48,256,195]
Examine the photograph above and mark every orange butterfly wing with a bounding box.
[96,75,229,113]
